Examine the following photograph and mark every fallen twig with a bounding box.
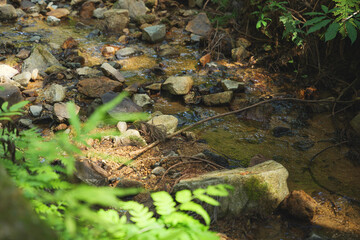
[130,97,358,159]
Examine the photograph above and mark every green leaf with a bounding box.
[346,21,357,44]
[1,101,9,111]
[321,5,329,13]
[9,101,29,112]
[256,21,262,29]
[303,16,327,27]
[206,185,232,197]
[176,190,192,203]
[195,194,220,206]
[305,11,325,16]
[325,22,340,41]
[307,19,332,34]
[151,191,176,216]
[179,201,211,225]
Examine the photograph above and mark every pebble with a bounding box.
[151,166,166,176]
[29,105,43,117]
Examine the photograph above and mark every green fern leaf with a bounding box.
[346,21,358,44]
[9,101,28,112]
[307,19,332,34]
[175,190,192,203]
[321,5,329,13]
[206,185,232,197]
[325,22,340,41]
[151,191,176,216]
[179,201,211,225]
[195,194,220,206]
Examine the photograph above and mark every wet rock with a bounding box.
[80,1,95,19]
[174,160,289,217]
[29,105,43,117]
[78,77,123,98]
[0,4,17,21]
[145,83,162,91]
[190,33,202,42]
[132,93,153,107]
[203,91,233,106]
[231,46,250,61]
[221,79,245,91]
[103,9,129,33]
[142,24,166,43]
[272,126,292,138]
[157,44,179,58]
[292,139,314,151]
[46,8,70,18]
[12,72,31,87]
[202,149,229,168]
[115,47,137,58]
[93,7,106,19]
[44,84,66,103]
[75,159,109,186]
[53,102,80,122]
[280,190,318,221]
[183,91,198,104]
[45,65,67,75]
[29,36,41,42]
[0,83,23,106]
[350,112,360,135]
[0,64,18,80]
[185,12,212,37]
[20,1,37,14]
[151,166,165,176]
[101,92,142,117]
[135,14,156,25]
[16,49,31,59]
[115,178,144,188]
[100,62,126,82]
[47,16,60,26]
[61,37,79,49]
[147,115,178,134]
[113,0,146,20]
[76,66,101,77]
[162,76,193,95]
[117,121,127,133]
[23,45,61,73]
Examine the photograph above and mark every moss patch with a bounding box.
[244,176,269,202]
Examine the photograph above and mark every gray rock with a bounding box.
[15,8,26,18]
[47,15,60,26]
[0,83,23,106]
[185,12,212,37]
[145,83,162,91]
[221,79,245,91]
[115,47,137,58]
[142,24,166,43]
[174,160,289,217]
[76,67,101,77]
[23,45,61,73]
[151,166,165,176]
[29,105,43,117]
[147,115,178,134]
[157,44,180,58]
[190,34,202,42]
[162,76,193,95]
[18,119,35,129]
[116,121,127,133]
[203,91,233,106]
[0,4,17,21]
[44,84,66,103]
[350,112,360,135]
[12,72,31,87]
[101,63,125,82]
[114,129,146,146]
[53,102,80,122]
[113,0,146,20]
[75,159,109,186]
[0,64,18,79]
[101,92,142,118]
[93,7,106,19]
[103,9,129,33]
[132,93,153,107]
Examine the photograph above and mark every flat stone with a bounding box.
[101,63,125,82]
[76,67,101,77]
[12,72,31,87]
[46,8,70,18]
[115,47,137,58]
[0,4,17,21]
[157,44,179,58]
[19,119,35,129]
[53,102,80,122]
[132,93,153,107]
[103,9,129,33]
[44,84,66,103]
[174,160,289,217]
[151,166,165,176]
[29,105,43,117]
[0,83,23,106]
[221,79,245,91]
[142,24,166,43]
[78,77,123,98]
[16,49,31,59]
[0,64,18,79]
[162,76,193,95]
[185,12,212,37]
[147,114,178,134]
[23,45,61,73]
[145,83,162,91]
[203,91,233,106]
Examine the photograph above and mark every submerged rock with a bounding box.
[174,160,289,217]
[185,12,212,37]
[162,76,193,95]
[292,139,314,151]
[203,91,233,106]
[221,79,245,91]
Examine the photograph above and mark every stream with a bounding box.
[1,15,360,240]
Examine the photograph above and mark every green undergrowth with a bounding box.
[0,92,233,239]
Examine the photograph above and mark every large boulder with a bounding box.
[142,25,166,43]
[22,45,61,73]
[162,76,193,95]
[0,84,23,106]
[203,91,233,106]
[174,160,289,217]
[0,4,17,21]
[103,9,129,33]
[113,0,146,19]
[78,77,123,98]
[147,115,178,134]
[185,12,212,37]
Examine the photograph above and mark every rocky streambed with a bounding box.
[1,0,360,239]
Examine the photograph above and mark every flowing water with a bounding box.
[1,17,360,239]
